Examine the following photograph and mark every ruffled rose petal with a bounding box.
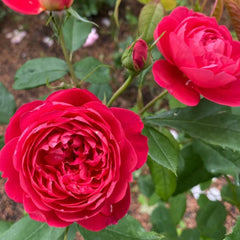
[198,80,240,106]
[153,60,200,106]
[110,108,148,170]
[47,88,100,107]
[0,138,23,202]
[2,0,43,15]
[77,186,130,231]
[5,100,44,143]
[181,67,236,88]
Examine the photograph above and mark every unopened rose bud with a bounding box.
[121,39,151,74]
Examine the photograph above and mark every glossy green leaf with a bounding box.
[78,215,163,240]
[179,228,200,240]
[0,221,12,237]
[196,199,226,240]
[14,58,68,89]
[174,143,216,195]
[74,57,111,84]
[138,1,164,43]
[88,83,112,102]
[221,183,240,208]
[0,215,65,240]
[138,174,155,198]
[193,141,240,175]
[62,16,92,53]
[143,126,179,174]
[148,157,176,201]
[151,204,178,240]
[145,99,240,151]
[169,193,186,226]
[224,217,240,240]
[0,82,15,124]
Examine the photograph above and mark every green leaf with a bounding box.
[138,1,164,43]
[167,95,185,109]
[169,193,186,226]
[88,83,112,102]
[14,58,68,89]
[62,16,92,53]
[0,215,65,240]
[179,228,200,240]
[0,221,12,237]
[151,204,178,239]
[0,82,16,124]
[196,199,226,240]
[148,157,176,201]
[138,174,155,198]
[0,136,4,150]
[74,57,111,84]
[174,143,216,195]
[78,215,163,240]
[161,0,177,11]
[145,99,240,151]
[143,126,179,174]
[221,183,240,208]
[224,217,240,240]
[67,223,78,240]
[193,141,240,175]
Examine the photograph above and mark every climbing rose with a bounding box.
[0,88,148,231]
[1,0,74,15]
[153,6,240,106]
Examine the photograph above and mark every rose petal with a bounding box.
[110,108,148,169]
[153,60,200,106]
[47,88,100,107]
[0,138,23,203]
[198,80,240,106]
[181,67,236,88]
[5,100,44,143]
[2,0,43,14]
[77,186,130,231]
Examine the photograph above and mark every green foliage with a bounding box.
[62,15,92,53]
[0,82,15,124]
[224,217,240,240]
[14,58,68,89]
[143,126,179,174]
[0,216,65,240]
[78,215,163,240]
[0,221,12,237]
[221,183,240,209]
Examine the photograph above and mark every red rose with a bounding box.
[0,89,148,231]
[153,7,240,106]
[2,0,74,15]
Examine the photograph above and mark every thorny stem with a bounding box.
[63,226,69,240]
[139,89,168,116]
[107,74,135,107]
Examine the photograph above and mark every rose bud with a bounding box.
[122,39,151,74]
[2,0,74,15]
[0,88,148,231]
[153,6,240,106]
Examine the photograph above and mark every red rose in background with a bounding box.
[2,0,73,15]
[0,89,148,231]
[153,7,240,106]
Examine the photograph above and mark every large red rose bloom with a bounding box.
[0,89,148,231]
[153,7,240,106]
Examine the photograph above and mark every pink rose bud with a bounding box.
[2,0,74,15]
[122,39,151,74]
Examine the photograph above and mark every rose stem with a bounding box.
[63,226,69,240]
[107,74,135,107]
[139,89,168,116]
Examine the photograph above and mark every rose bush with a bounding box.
[0,88,148,231]
[153,6,240,106]
[1,0,74,14]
